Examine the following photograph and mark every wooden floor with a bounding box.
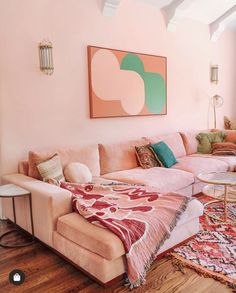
[0,220,233,293]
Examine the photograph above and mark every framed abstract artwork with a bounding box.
[88,46,167,118]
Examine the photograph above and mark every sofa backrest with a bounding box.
[18,160,29,176]
[99,138,148,175]
[179,130,200,155]
[147,133,187,158]
[22,145,100,179]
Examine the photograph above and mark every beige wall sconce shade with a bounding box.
[39,40,54,75]
[211,65,218,84]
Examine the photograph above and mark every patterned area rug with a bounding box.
[170,196,236,290]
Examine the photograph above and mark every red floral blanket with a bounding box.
[60,182,189,288]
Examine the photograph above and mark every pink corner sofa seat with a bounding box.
[2,130,236,286]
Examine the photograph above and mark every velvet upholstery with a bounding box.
[102,167,194,194]
[57,212,125,260]
[180,130,200,155]
[53,231,126,284]
[28,145,100,179]
[2,174,72,247]
[172,156,229,180]
[190,153,236,172]
[99,138,148,175]
[18,160,29,176]
[53,199,202,283]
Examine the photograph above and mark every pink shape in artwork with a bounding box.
[91,49,145,115]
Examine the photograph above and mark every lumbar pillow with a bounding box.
[149,141,177,168]
[36,153,65,183]
[135,144,161,169]
[212,142,236,156]
[64,162,92,183]
[196,132,225,154]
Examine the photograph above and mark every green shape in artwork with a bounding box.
[120,54,166,114]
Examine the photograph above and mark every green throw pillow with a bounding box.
[149,141,177,168]
[196,132,225,154]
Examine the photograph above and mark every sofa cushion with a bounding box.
[18,160,29,176]
[102,167,194,194]
[180,130,199,155]
[190,153,236,172]
[172,156,229,181]
[225,130,236,144]
[56,198,203,263]
[99,138,148,175]
[28,145,100,179]
[57,212,125,261]
[147,133,186,158]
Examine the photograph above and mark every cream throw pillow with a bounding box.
[64,162,92,183]
[36,153,65,183]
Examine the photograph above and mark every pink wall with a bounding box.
[0,0,236,176]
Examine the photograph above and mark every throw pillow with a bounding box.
[36,153,65,183]
[64,162,92,183]
[196,132,225,154]
[149,141,177,168]
[212,142,236,156]
[135,145,161,169]
[224,116,236,130]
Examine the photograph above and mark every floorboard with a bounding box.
[0,219,233,293]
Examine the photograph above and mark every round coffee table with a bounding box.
[0,184,35,248]
[197,172,236,222]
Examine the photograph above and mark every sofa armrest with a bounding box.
[1,173,72,247]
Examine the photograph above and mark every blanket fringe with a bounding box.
[126,196,190,289]
[169,253,236,290]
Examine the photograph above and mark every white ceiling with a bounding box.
[138,0,236,30]
[182,0,236,24]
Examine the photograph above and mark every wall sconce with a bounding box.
[39,40,54,75]
[210,65,218,84]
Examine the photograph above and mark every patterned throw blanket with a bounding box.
[60,182,189,288]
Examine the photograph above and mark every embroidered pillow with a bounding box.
[149,141,177,168]
[196,132,225,154]
[135,145,161,169]
[212,142,236,156]
[64,162,92,183]
[224,116,236,130]
[36,153,65,183]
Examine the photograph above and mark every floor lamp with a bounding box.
[211,95,223,129]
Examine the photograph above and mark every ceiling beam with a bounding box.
[162,0,195,32]
[102,0,121,17]
[210,5,236,42]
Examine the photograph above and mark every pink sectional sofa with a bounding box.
[2,130,236,286]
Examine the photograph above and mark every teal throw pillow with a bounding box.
[150,141,177,168]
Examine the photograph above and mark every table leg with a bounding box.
[224,185,227,222]
[12,197,16,224]
[29,194,34,239]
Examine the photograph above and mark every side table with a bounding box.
[0,184,35,248]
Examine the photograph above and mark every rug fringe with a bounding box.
[169,253,236,290]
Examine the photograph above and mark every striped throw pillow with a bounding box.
[212,142,236,156]
[36,153,65,183]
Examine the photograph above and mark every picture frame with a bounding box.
[88,46,167,118]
